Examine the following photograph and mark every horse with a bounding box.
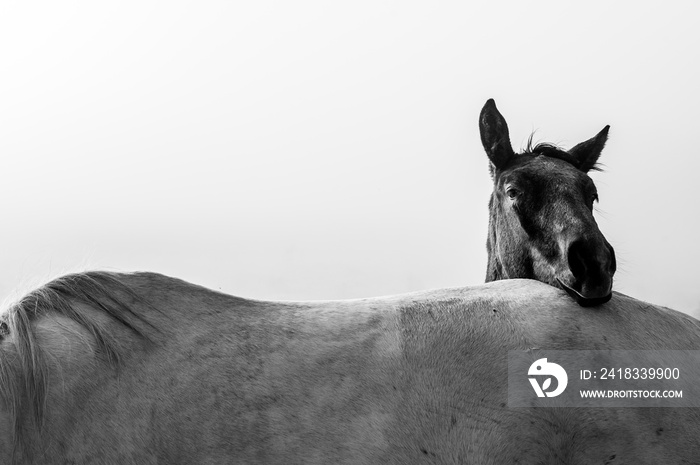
[1,271,699,464]
[480,99,616,306]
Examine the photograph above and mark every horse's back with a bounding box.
[132,276,700,464]
[7,274,700,464]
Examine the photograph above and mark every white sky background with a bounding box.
[1,1,699,315]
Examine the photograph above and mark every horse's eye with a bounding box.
[506,187,520,200]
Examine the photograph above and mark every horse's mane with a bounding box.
[523,134,603,172]
[0,271,153,458]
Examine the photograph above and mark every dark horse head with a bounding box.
[480,99,616,307]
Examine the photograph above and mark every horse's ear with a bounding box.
[568,126,610,172]
[479,99,515,176]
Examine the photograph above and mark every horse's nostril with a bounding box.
[567,239,588,282]
[607,244,617,274]
[567,237,615,295]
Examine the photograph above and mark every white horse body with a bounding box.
[1,272,699,464]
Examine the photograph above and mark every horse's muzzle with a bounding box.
[560,236,615,307]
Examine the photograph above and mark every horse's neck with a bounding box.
[485,252,503,282]
[485,231,504,282]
